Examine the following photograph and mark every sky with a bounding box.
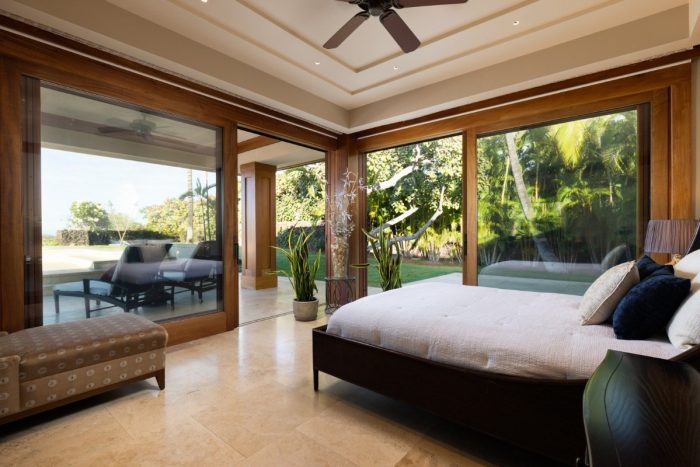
[41,148,214,235]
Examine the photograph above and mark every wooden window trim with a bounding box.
[353,65,691,289]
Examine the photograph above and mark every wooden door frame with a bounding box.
[0,26,337,343]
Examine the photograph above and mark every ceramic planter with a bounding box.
[293,298,319,321]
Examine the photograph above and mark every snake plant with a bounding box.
[364,228,402,291]
[272,228,321,302]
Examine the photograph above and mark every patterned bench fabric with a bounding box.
[0,355,21,417]
[19,349,165,410]
[0,314,167,383]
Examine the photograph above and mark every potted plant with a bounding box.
[363,228,402,291]
[273,227,321,321]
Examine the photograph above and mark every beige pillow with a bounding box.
[578,261,639,325]
[667,291,700,349]
[674,249,700,279]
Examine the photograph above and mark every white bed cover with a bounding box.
[326,283,682,380]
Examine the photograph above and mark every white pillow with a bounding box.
[578,261,639,325]
[674,249,700,279]
[667,290,700,348]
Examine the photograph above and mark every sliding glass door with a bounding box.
[476,107,647,294]
[25,82,224,326]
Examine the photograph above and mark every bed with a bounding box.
[312,283,700,464]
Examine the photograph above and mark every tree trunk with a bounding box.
[500,156,510,204]
[503,133,561,268]
[505,133,534,219]
[186,170,194,243]
[204,172,211,241]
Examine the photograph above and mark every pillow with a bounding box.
[667,291,700,348]
[612,270,690,340]
[691,275,700,293]
[601,244,630,270]
[674,249,700,279]
[99,265,117,282]
[636,255,672,280]
[578,261,639,325]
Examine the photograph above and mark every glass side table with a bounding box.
[324,276,355,315]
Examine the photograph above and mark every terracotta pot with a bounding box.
[292,298,319,321]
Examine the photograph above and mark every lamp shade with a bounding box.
[643,219,699,255]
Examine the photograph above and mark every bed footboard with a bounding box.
[313,325,587,464]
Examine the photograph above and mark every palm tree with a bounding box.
[503,132,561,266]
[185,170,194,243]
[180,177,215,241]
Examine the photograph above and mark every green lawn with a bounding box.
[274,251,461,288]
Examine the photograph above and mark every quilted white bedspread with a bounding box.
[326,283,683,379]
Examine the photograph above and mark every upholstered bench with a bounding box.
[0,314,167,424]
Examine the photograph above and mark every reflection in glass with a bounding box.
[40,85,222,324]
[476,110,640,295]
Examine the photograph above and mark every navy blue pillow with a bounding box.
[612,269,690,340]
[636,255,673,280]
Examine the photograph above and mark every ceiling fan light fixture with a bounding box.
[325,0,468,53]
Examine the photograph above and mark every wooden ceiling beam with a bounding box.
[237,135,279,154]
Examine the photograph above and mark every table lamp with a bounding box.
[643,219,699,263]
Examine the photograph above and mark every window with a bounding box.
[30,84,223,325]
[476,108,645,294]
[366,135,463,290]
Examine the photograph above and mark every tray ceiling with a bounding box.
[0,0,696,132]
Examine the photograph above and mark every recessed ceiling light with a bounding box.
[201,0,208,3]
[314,61,321,66]
[512,20,520,26]
[393,65,400,70]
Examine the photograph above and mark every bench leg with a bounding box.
[313,368,319,392]
[84,296,91,319]
[155,368,166,390]
[54,292,60,314]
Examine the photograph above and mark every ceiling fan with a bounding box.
[98,114,184,143]
[324,0,469,53]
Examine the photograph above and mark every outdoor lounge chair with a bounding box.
[53,244,175,318]
[160,240,222,303]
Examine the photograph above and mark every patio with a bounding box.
[43,276,329,326]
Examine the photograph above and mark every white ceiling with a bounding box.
[0,0,698,132]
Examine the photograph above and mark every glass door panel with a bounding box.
[476,108,644,295]
[29,84,223,325]
[366,135,463,291]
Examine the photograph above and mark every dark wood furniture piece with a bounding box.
[324,276,355,315]
[582,350,700,466]
[312,325,700,464]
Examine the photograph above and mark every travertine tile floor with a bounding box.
[1,316,564,467]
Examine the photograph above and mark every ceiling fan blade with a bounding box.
[393,0,468,7]
[324,12,369,49]
[380,10,420,53]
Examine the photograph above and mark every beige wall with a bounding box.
[692,0,700,44]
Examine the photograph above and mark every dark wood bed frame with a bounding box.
[312,325,700,464]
